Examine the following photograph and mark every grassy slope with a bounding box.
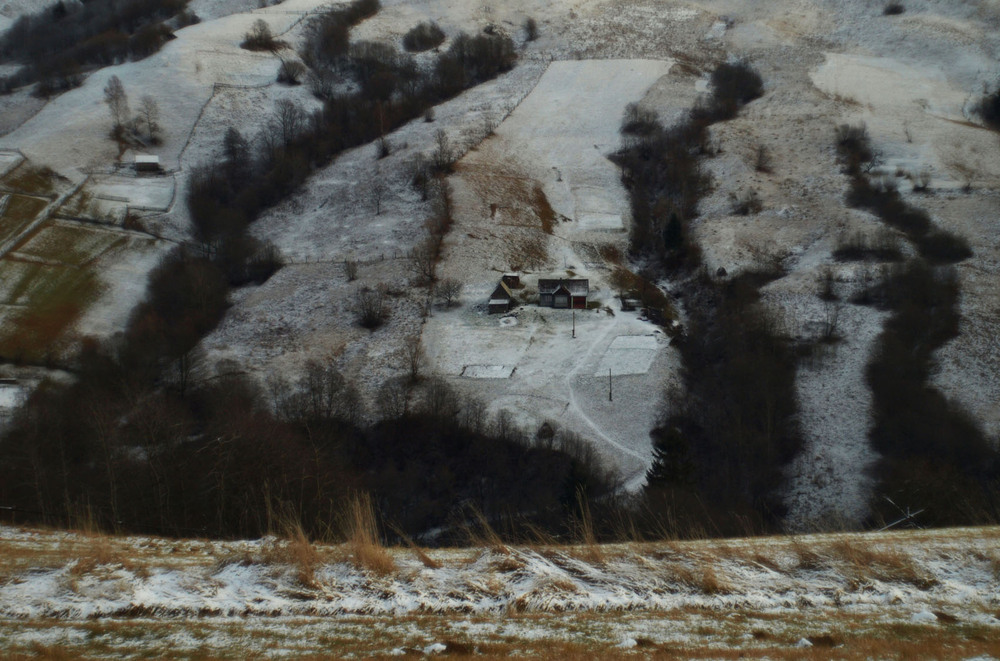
[0,525,997,658]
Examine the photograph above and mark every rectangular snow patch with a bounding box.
[594,335,659,376]
[461,365,515,379]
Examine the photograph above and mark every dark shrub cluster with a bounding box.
[0,0,187,94]
[883,2,905,15]
[833,229,904,262]
[701,59,764,122]
[402,21,445,52]
[622,59,802,535]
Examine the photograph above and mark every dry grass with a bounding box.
[0,195,47,244]
[261,519,322,589]
[529,184,557,234]
[829,538,936,588]
[1,164,63,196]
[0,259,103,363]
[343,492,395,576]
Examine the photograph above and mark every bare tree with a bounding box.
[367,170,386,215]
[435,277,462,307]
[137,95,160,142]
[376,377,407,419]
[403,334,424,383]
[410,239,437,283]
[103,74,129,135]
[272,99,304,147]
[432,129,454,172]
[459,395,488,434]
[422,377,458,417]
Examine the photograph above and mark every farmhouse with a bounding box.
[488,281,515,314]
[538,278,589,309]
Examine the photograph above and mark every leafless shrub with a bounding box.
[376,377,408,418]
[354,284,388,329]
[730,188,763,215]
[277,59,306,84]
[821,300,842,343]
[344,259,358,282]
[410,239,438,283]
[242,19,281,51]
[523,17,538,41]
[402,21,445,52]
[403,334,423,382]
[431,129,454,173]
[753,143,773,173]
[817,265,838,301]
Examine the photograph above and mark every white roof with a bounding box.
[135,155,159,164]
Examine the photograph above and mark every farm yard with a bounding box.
[0,158,166,363]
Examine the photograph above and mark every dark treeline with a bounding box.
[612,60,763,269]
[645,268,803,534]
[836,126,999,525]
[0,0,195,96]
[863,262,1000,525]
[611,61,803,534]
[0,350,617,541]
[836,123,972,264]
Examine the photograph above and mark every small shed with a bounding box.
[488,281,515,314]
[134,155,160,173]
[538,278,589,309]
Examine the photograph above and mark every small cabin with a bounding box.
[134,155,160,173]
[488,281,515,314]
[538,278,589,309]
[501,273,520,288]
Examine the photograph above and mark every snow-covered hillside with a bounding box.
[0,0,997,529]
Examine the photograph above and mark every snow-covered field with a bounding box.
[0,524,998,658]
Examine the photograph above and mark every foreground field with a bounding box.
[0,525,998,658]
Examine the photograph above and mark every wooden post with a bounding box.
[609,368,612,402]
[572,308,575,338]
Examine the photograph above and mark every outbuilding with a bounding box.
[488,281,515,314]
[134,155,160,173]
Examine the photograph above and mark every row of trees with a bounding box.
[103,74,161,142]
[613,60,763,269]
[622,61,806,534]
[0,346,618,540]
[834,124,999,525]
[0,0,192,96]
